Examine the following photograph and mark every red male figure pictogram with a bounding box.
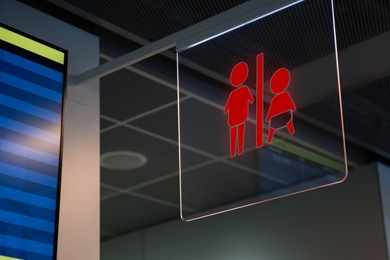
[224,62,254,158]
[266,68,296,143]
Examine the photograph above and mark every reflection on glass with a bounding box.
[177,0,347,221]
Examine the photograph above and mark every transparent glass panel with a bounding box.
[177,0,347,221]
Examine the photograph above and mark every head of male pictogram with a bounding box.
[230,62,249,87]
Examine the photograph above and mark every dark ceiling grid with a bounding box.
[100,103,279,195]
[63,0,248,41]
[98,54,186,237]
[101,193,179,235]
[100,123,183,188]
[100,67,178,121]
[61,0,390,82]
[97,50,293,237]
[335,0,390,49]
[101,182,180,209]
[102,6,385,242]
[100,117,115,129]
[181,0,336,80]
[61,0,389,45]
[100,97,186,134]
[299,76,390,159]
[96,61,239,237]
[25,0,388,240]
[98,70,306,238]
[346,77,390,122]
[180,0,390,84]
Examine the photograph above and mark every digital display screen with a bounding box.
[0,24,66,260]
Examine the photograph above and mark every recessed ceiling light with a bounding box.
[101,151,147,170]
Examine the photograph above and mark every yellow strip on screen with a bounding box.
[0,26,64,64]
[0,255,23,260]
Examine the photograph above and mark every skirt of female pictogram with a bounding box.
[269,111,293,129]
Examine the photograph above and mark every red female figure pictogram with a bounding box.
[224,62,254,158]
[266,68,296,143]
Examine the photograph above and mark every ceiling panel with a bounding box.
[134,175,180,205]
[101,186,117,197]
[101,194,179,235]
[63,0,248,41]
[300,77,390,158]
[181,161,260,212]
[101,126,208,188]
[130,99,180,141]
[335,0,389,49]
[101,68,177,120]
[101,118,115,130]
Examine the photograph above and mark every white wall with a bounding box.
[0,1,100,259]
[102,163,388,260]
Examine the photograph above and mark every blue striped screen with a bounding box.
[0,24,66,260]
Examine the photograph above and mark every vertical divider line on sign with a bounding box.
[256,53,264,148]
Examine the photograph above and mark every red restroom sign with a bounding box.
[178,0,348,222]
[224,54,296,158]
